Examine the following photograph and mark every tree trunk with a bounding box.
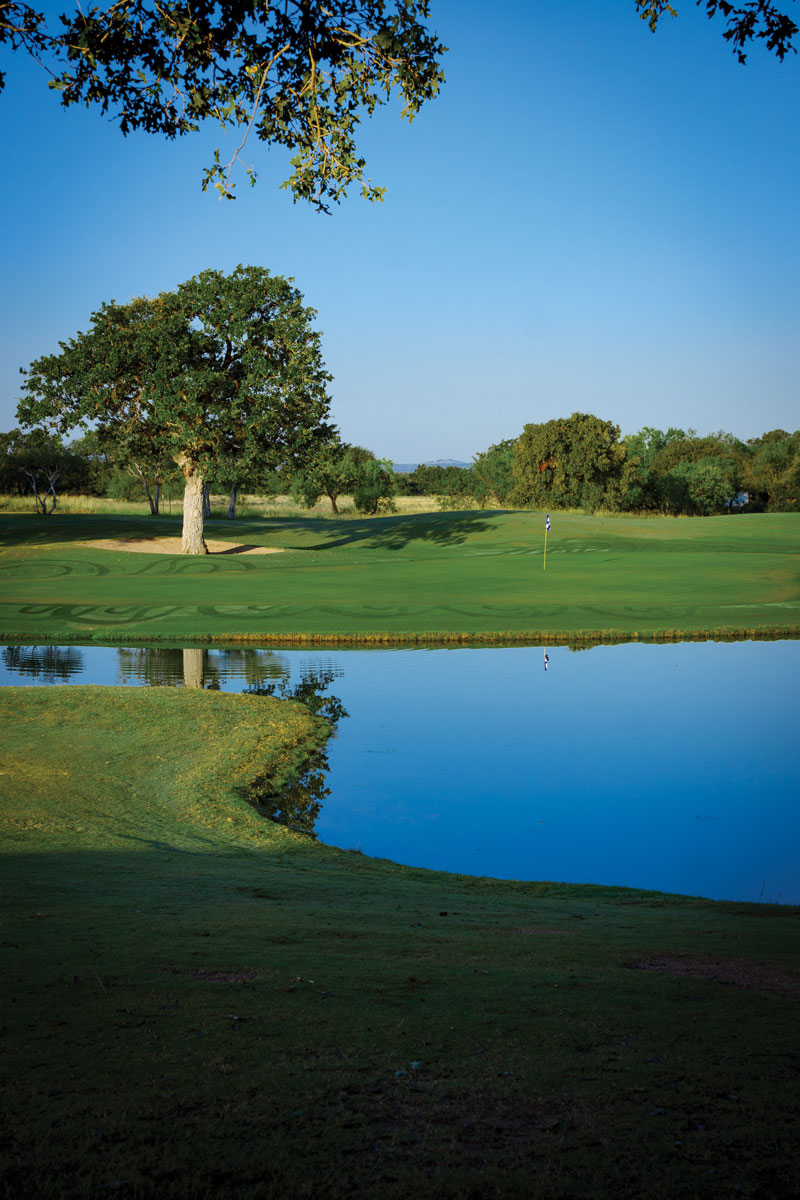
[202,483,211,518]
[226,483,238,520]
[327,490,339,514]
[183,648,204,689]
[27,476,45,515]
[153,482,161,516]
[142,476,157,516]
[180,461,208,554]
[22,469,57,515]
[43,475,58,515]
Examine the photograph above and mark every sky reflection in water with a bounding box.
[1,640,797,904]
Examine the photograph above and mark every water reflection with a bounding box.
[242,666,348,724]
[1,641,797,902]
[240,668,349,839]
[1,644,85,682]
[115,646,293,691]
[244,751,330,838]
[183,648,204,689]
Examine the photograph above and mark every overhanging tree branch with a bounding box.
[635,0,798,62]
[0,0,447,208]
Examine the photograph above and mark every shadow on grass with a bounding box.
[3,844,798,1199]
[0,511,184,548]
[258,509,514,551]
[0,508,515,549]
[0,509,515,553]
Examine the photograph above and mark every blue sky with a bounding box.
[1,0,798,461]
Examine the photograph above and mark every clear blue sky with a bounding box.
[1,0,798,461]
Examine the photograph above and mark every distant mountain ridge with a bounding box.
[392,458,471,474]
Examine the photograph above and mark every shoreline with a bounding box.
[1,625,798,647]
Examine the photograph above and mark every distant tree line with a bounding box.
[395,415,800,515]
[4,413,798,519]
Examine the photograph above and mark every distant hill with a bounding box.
[392,458,471,474]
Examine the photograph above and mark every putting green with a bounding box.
[1,509,798,642]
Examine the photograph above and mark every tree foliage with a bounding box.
[741,429,800,510]
[16,264,333,550]
[0,427,90,512]
[350,452,397,514]
[3,2,794,205]
[511,413,629,511]
[635,0,797,62]
[292,440,396,513]
[470,438,517,507]
[293,438,360,513]
[621,425,692,469]
[659,455,740,514]
[624,431,744,513]
[402,462,472,497]
[94,427,181,515]
[0,0,446,205]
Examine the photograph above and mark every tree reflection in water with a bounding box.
[116,646,291,691]
[244,753,331,838]
[1,644,84,682]
[241,669,348,838]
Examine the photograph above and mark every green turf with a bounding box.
[1,509,798,642]
[1,686,799,1198]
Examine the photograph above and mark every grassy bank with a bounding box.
[1,686,799,1198]
[1,509,799,643]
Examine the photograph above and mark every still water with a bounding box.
[2,640,798,904]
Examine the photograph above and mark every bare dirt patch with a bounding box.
[79,536,283,556]
[630,953,800,996]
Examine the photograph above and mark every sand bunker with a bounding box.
[80,537,284,556]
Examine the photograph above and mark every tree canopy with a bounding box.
[470,439,516,508]
[16,264,333,550]
[292,440,396,513]
[0,0,446,205]
[511,413,631,512]
[741,429,800,509]
[2,3,795,203]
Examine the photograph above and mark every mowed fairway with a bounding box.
[1,509,799,641]
[2,686,799,1199]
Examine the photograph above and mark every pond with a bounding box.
[2,640,798,905]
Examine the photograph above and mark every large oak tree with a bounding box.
[16,264,333,552]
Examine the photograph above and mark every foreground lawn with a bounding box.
[0,509,799,642]
[1,687,798,1198]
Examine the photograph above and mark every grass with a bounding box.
[0,508,798,643]
[0,492,445,519]
[1,685,798,1198]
